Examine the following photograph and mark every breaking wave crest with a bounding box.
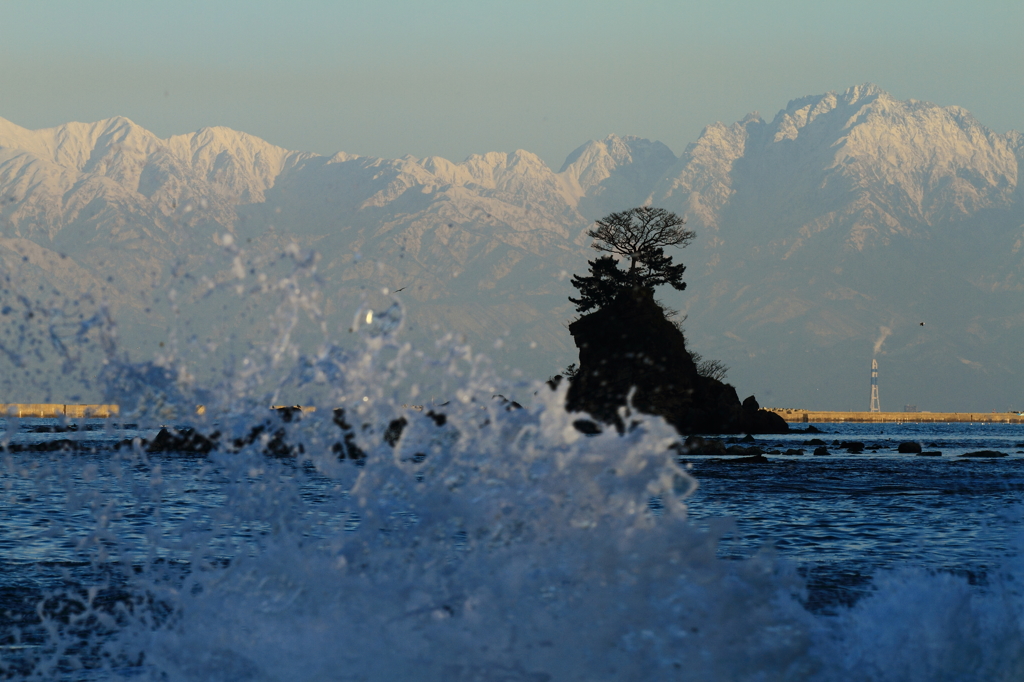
[3,247,1024,681]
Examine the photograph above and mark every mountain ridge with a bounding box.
[1,84,1022,410]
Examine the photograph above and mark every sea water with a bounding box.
[1,256,1023,680]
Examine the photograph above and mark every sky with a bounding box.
[1,0,1022,169]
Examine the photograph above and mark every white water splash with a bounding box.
[3,250,1024,681]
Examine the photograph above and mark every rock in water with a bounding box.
[566,287,788,434]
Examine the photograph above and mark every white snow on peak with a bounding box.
[557,135,677,219]
[648,83,1021,250]
[1,86,1024,408]
[0,85,1019,255]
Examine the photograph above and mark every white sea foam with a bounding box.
[4,252,1024,681]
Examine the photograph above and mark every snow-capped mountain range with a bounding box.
[1,84,1022,410]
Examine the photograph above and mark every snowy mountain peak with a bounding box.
[842,82,885,103]
[0,85,1023,409]
[557,134,677,218]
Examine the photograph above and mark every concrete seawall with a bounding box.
[1,404,120,418]
[771,409,1024,424]
[2,404,1019,424]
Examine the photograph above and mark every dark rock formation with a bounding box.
[960,450,1008,458]
[383,417,408,446]
[573,419,603,436]
[332,408,367,464]
[678,436,727,456]
[813,446,831,456]
[726,445,763,457]
[566,288,787,435]
[148,426,220,454]
[897,441,922,453]
[4,439,81,453]
[232,413,305,459]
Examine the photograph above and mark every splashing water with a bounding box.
[1,249,1023,681]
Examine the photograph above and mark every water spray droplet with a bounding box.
[355,302,404,338]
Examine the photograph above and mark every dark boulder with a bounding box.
[566,288,787,435]
[148,427,220,454]
[679,436,727,456]
[897,442,922,454]
[813,446,831,456]
[726,445,763,457]
[960,450,1008,458]
[573,419,603,436]
[331,408,367,464]
[4,439,81,453]
[739,395,789,435]
[383,417,408,446]
[784,448,805,456]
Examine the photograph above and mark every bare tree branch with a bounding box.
[588,207,694,274]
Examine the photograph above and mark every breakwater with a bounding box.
[1,404,119,418]
[771,409,1024,424]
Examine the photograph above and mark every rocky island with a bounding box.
[561,207,788,435]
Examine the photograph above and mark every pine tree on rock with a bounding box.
[564,206,787,435]
[570,207,691,313]
[588,206,694,278]
[569,247,687,313]
[569,256,629,313]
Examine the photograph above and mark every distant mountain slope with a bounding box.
[656,84,1023,249]
[647,84,1024,410]
[0,85,1021,410]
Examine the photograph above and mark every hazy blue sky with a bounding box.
[1,0,1021,167]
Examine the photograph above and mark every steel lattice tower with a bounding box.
[869,358,881,412]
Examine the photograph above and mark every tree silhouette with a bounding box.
[564,207,786,434]
[589,206,694,277]
[569,255,629,313]
[570,207,691,312]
